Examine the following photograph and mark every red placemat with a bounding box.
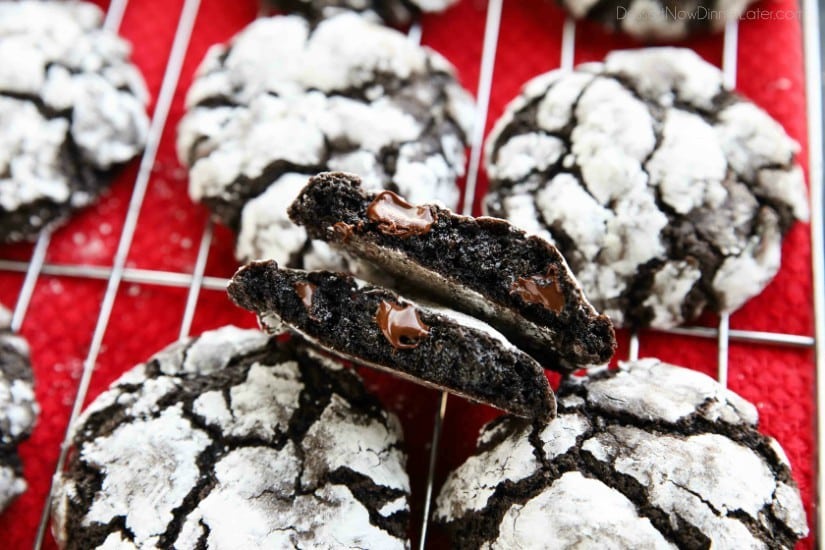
[0,0,815,548]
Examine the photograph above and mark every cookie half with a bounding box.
[228,261,556,420]
[289,171,615,371]
[558,0,757,41]
[176,12,474,268]
[435,358,809,549]
[485,48,809,329]
[0,1,149,243]
[52,326,410,549]
[266,0,458,26]
[0,304,38,513]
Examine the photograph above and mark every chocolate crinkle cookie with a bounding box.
[485,48,809,329]
[51,326,411,549]
[0,1,150,243]
[228,261,556,420]
[265,0,458,26]
[558,0,757,41]
[289,172,615,371]
[435,358,809,549]
[176,12,474,269]
[0,304,38,513]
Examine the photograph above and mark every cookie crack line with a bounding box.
[54,329,411,548]
[0,90,72,121]
[436,359,809,548]
[484,49,808,329]
[437,461,568,546]
[325,466,410,539]
[565,387,793,481]
[666,478,794,545]
[488,73,597,195]
[536,416,689,547]
[575,445,705,547]
[155,440,223,548]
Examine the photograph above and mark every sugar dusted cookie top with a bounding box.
[435,358,809,549]
[485,48,808,329]
[177,12,474,268]
[0,1,149,242]
[0,303,38,513]
[52,326,410,549]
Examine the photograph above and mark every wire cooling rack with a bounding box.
[0,0,820,548]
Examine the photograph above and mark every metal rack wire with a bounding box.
[0,0,818,548]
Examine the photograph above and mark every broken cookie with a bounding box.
[228,261,556,420]
[289,171,615,372]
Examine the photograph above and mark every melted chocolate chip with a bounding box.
[294,282,317,312]
[332,221,354,242]
[366,191,435,237]
[375,300,430,349]
[510,266,565,313]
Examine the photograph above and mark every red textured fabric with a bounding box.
[0,0,815,547]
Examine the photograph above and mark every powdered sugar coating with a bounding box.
[0,1,149,242]
[435,413,588,524]
[571,357,758,425]
[435,358,808,548]
[52,326,410,548]
[0,303,39,513]
[177,13,473,266]
[558,0,756,41]
[485,48,808,329]
[236,172,357,270]
[265,0,458,26]
[490,472,675,549]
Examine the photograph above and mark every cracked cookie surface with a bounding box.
[558,0,756,41]
[176,12,474,268]
[51,326,410,549]
[0,303,38,513]
[485,48,808,329]
[434,358,809,549]
[0,1,149,243]
[265,0,458,26]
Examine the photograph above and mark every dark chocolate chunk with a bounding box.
[374,301,430,350]
[294,281,317,313]
[367,191,436,237]
[0,2,148,243]
[510,267,565,313]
